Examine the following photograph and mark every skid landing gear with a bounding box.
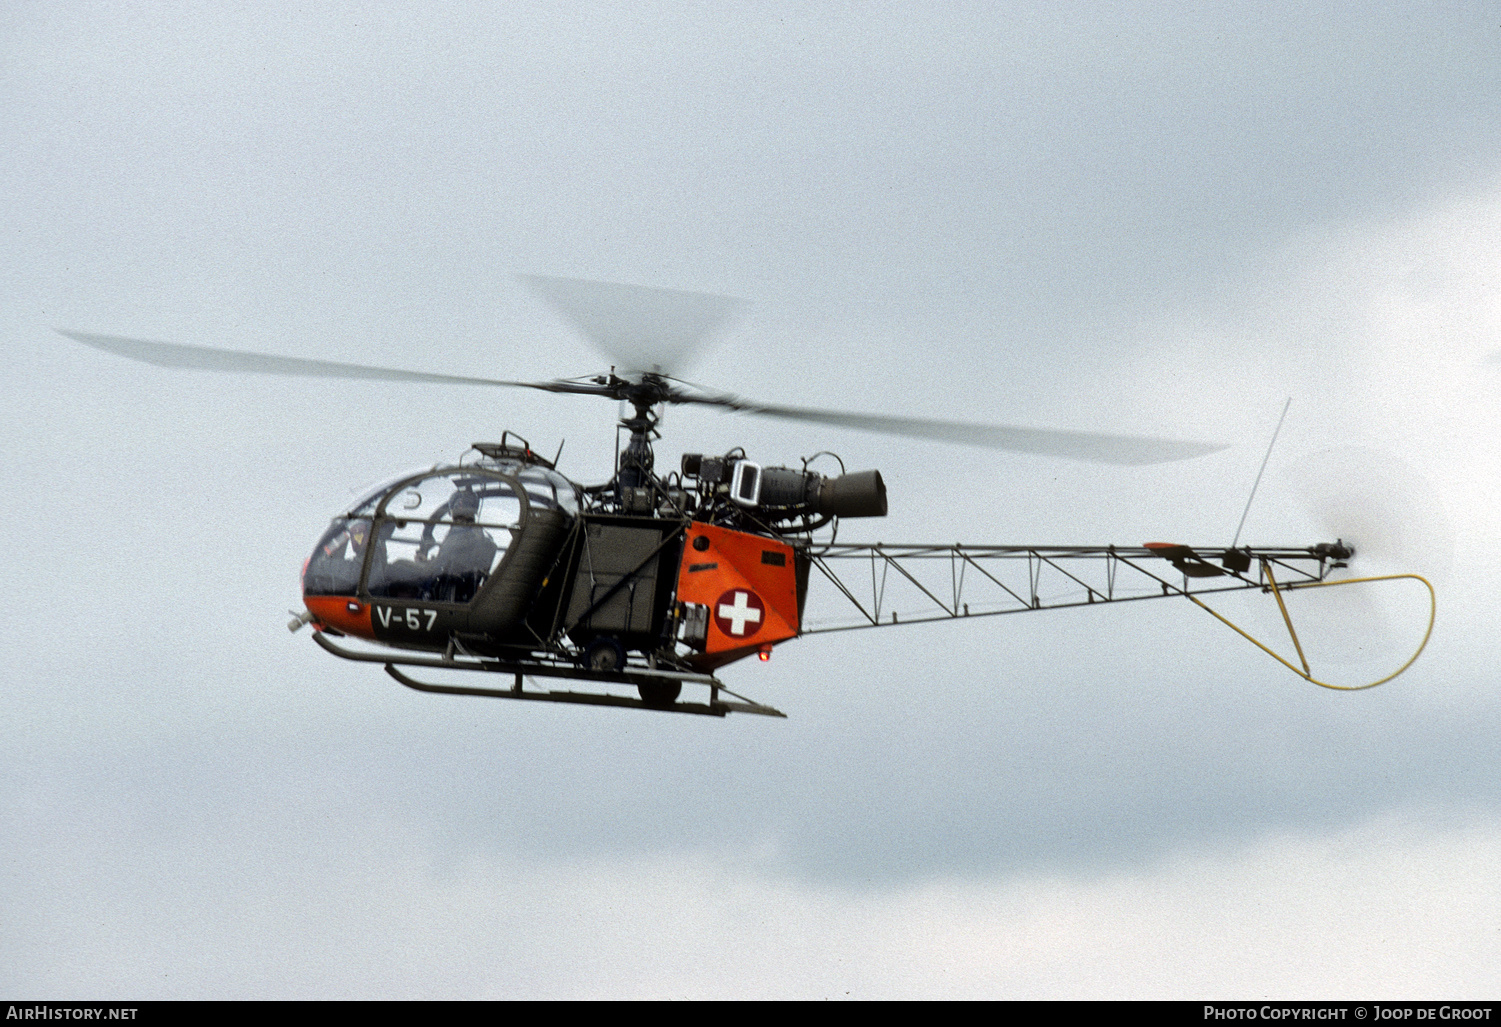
[312,632,784,718]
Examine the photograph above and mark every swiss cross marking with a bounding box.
[714,589,765,638]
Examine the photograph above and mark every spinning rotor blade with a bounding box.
[668,387,1226,465]
[58,330,610,397]
[1254,446,1453,669]
[1289,446,1454,584]
[518,275,743,376]
[61,329,1223,464]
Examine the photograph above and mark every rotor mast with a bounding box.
[616,372,670,492]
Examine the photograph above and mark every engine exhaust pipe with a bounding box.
[816,470,887,518]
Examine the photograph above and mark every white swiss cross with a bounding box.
[715,589,764,638]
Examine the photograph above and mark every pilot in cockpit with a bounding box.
[427,489,498,601]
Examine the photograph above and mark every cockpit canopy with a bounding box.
[303,462,577,605]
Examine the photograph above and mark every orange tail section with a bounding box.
[677,523,799,670]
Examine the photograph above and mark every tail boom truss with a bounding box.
[801,543,1343,633]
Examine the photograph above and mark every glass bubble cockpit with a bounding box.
[302,458,578,643]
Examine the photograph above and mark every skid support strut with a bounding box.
[311,631,784,717]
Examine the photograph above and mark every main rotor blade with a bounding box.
[58,330,605,396]
[62,330,1224,464]
[518,275,743,376]
[675,390,1225,465]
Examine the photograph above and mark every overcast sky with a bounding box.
[4,1,1501,998]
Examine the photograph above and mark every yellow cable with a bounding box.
[1181,572,1435,691]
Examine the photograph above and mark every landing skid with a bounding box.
[311,631,786,718]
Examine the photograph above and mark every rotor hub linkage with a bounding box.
[616,375,671,492]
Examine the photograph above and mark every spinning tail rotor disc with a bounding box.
[1250,446,1452,671]
[1290,446,1454,587]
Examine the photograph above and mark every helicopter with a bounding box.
[60,277,1434,717]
